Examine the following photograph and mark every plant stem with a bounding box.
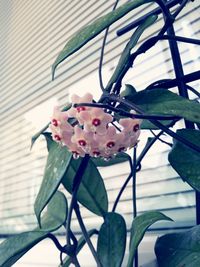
[186,85,200,99]
[47,233,65,253]
[74,102,181,121]
[112,130,164,212]
[66,155,90,245]
[172,0,189,18]
[71,255,81,267]
[150,129,172,147]
[145,71,200,90]
[132,147,137,219]
[132,146,138,267]
[74,203,102,267]
[106,93,200,153]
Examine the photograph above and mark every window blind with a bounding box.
[0,0,199,236]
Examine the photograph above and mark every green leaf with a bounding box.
[168,129,200,191]
[37,191,68,231]
[127,211,172,267]
[31,122,49,149]
[42,132,53,151]
[62,158,108,216]
[34,137,72,226]
[97,212,126,267]
[129,88,200,124]
[0,191,68,267]
[106,14,158,90]
[60,229,98,267]
[141,120,174,129]
[155,225,200,267]
[52,0,151,79]
[120,84,137,100]
[92,152,130,167]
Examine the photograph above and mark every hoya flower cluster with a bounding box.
[50,93,141,159]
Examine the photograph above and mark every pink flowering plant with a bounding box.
[1,0,200,267]
[50,93,141,160]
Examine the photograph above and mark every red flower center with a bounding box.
[133,124,139,132]
[78,139,86,146]
[52,119,58,126]
[107,141,115,148]
[92,118,101,126]
[77,106,86,113]
[54,134,61,141]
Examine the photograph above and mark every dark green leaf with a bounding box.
[37,190,68,231]
[127,211,172,267]
[141,119,174,129]
[60,229,98,267]
[42,132,53,151]
[34,137,72,226]
[120,84,137,100]
[62,158,108,216]
[92,152,130,167]
[106,14,158,90]
[155,225,200,267]
[0,191,67,267]
[52,0,151,79]
[31,122,49,149]
[97,212,126,267]
[168,129,200,191]
[129,88,200,124]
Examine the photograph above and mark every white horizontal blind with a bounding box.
[0,0,199,236]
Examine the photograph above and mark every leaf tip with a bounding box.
[52,65,56,81]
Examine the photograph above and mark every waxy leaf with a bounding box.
[62,158,108,216]
[106,14,158,90]
[52,0,151,79]
[60,229,98,267]
[97,212,126,267]
[92,152,130,167]
[31,123,49,149]
[130,88,200,124]
[127,211,172,267]
[168,129,200,191]
[0,191,67,267]
[37,190,68,231]
[155,225,200,267]
[120,84,137,100]
[34,137,72,226]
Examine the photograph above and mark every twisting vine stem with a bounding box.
[65,155,90,265]
[132,146,138,267]
[102,93,200,153]
[74,203,102,267]
[150,130,172,147]
[112,130,165,212]
[74,102,181,121]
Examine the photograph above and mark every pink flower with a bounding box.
[119,118,141,148]
[49,93,142,160]
[66,142,86,159]
[67,93,93,125]
[50,106,73,144]
[71,125,94,152]
[93,126,124,158]
[119,118,141,135]
[79,107,113,134]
